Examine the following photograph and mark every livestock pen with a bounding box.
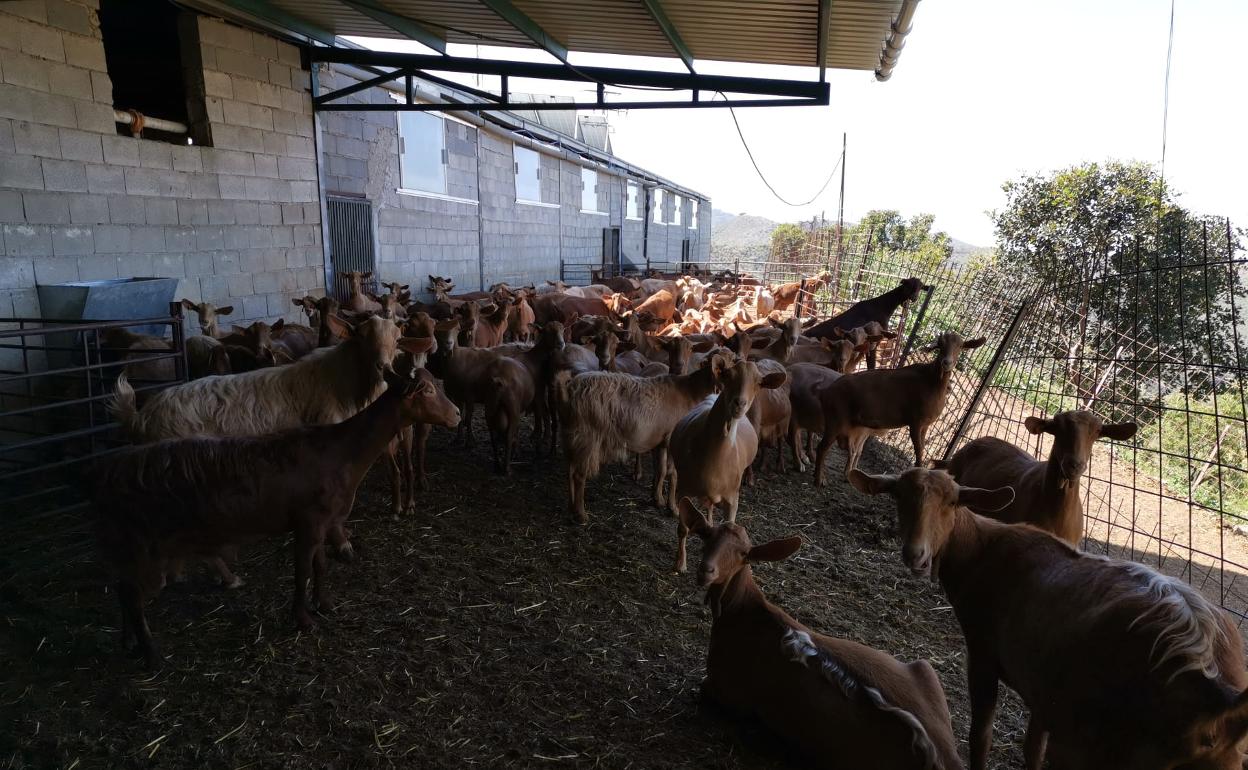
[1,219,1245,768]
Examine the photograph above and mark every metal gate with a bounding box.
[326,196,377,301]
[601,226,621,276]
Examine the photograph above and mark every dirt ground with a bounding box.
[0,420,1031,769]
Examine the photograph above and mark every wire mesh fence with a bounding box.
[751,216,1248,622]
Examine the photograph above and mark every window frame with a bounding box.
[514,144,542,203]
[395,110,448,196]
[688,198,699,230]
[626,181,641,221]
[580,167,603,214]
[670,194,683,225]
[652,188,666,224]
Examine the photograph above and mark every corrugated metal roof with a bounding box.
[240,0,912,72]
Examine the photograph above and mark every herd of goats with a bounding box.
[85,267,1248,769]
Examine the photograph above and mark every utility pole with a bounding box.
[835,132,846,257]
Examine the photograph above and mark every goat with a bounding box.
[186,335,230,380]
[633,288,678,324]
[851,466,1248,770]
[785,362,846,473]
[111,315,426,555]
[474,298,512,348]
[805,278,928,341]
[91,369,459,668]
[678,499,963,770]
[455,300,485,347]
[770,270,831,315]
[746,358,792,477]
[555,350,732,524]
[813,332,985,485]
[941,410,1138,545]
[101,327,175,382]
[180,299,234,338]
[507,289,536,343]
[341,270,382,314]
[669,360,786,572]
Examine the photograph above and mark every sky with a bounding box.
[350,0,1248,246]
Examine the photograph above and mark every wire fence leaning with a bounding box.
[754,217,1248,623]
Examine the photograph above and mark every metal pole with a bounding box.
[836,132,846,257]
[896,285,935,366]
[941,299,1033,460]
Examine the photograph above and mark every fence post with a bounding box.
[896,285,936,366]
[940,299,1032,460]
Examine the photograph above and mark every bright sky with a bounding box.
[350,0,1248,246]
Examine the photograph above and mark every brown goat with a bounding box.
[180,299,234,338]
[851,466,1248,770]
[942,410,1138,545]
[341,270,381,314]
[669,359,786,572]
[813,332,985,485]
[679,499,962,769]
[91,369,460,668]
[475,298,512,348]
[555,350,732,524]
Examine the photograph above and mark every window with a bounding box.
[99,0,209,145]
[653,189,665,224]
[689,199,699,229]
[626,182,640,220]
[397,112,446,194]
[671,194,683,225]
[514,145,541,202]
[581,167,599,212]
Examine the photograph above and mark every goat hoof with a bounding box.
[294,612,317,632]
[224,576,245,590]
[333,542,355,562]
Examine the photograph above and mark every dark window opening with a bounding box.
[99,0,211,146]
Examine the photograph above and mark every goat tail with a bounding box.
[109,373,139,435]
[782,628,940,770]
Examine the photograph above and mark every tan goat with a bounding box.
[812,332,985,485]
[555,350,733,524]
[669,359,786,572]
[941,410,1138,545]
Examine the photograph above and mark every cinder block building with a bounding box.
[0,0,710,329]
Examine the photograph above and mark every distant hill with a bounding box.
[949,237,987,264]
[710,210,779,264]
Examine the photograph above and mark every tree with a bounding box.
[769,223,807,264]
[843,210,953,271]
[990,160,1243,400]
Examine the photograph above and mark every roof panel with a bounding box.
[248,0,911,73]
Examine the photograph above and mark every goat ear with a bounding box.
[325,313,354,339]
[691,340,714,353]
[748,536,802,563]
[217,305,233,316]
[397,336,435,355]
[963,336,987,349]
[480,304,497,316]
[769,317,783,329]
[291,298,305,307]
[832,327,846,338]
[271,319,284,331]
[958,485,1015,512]
[676,497,711,538]
[883,330,898,339]
[180,298,198,311]
[1024,416,1051,435]
[848,469,897,496]
[760,371,787,389]
[1099,422,1139,441]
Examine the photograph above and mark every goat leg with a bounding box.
[412,423,430,494]
[400,426,416,513]
[813,431,835,487]
[291,533,317,631]
[910,422,928,468]
[967,654,1001,770]
[211,557,244,589]
[310,546,330,613]
[632,453,643,482]
[1023,714,1048,770]
[387,446,403,519]
[652,445,672,509]
[120,580,163,669]
[568,468,589,525]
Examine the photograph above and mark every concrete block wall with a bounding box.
[319,66,481,295]
[479,132,558,289]
[0,2,323,331]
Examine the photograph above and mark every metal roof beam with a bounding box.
[308,48,828,100]
[816,0,831,80]
[334,0,446,54]
[639,0,695,73]
[214,0,338,46]
[474,0,569,63]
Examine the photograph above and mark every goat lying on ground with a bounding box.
[813,332,985,485]
[91,369,460,668]
[940,410,1138,545]
[679,499,962,770]
[851,466,1248,770]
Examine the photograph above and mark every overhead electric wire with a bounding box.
[719,92,842,208]
[1158,0,1176,210]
